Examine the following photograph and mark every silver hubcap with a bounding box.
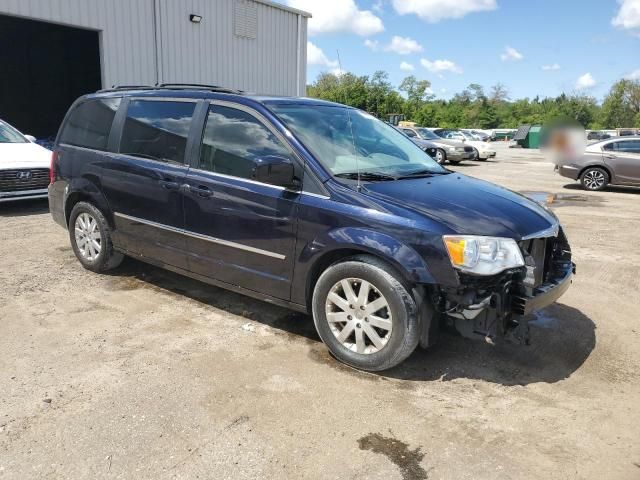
[583,170,605,189]
[436,150,444,163]
[74,212,102,261]
[325,278,393,355]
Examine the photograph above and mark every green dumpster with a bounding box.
[523,125,542,148]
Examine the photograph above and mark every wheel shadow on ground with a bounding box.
[108,259,321,343]
[108,260,595,386]
[381,303,596,386]
[0,198,49,217]
[562,183,640,195]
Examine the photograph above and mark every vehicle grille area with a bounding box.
[0,168,49,192]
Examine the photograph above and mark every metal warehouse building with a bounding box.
[0,0,310,138]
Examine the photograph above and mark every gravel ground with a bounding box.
[1,143,639,479]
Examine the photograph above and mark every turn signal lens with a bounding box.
[443,235,524,276]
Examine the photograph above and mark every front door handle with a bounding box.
[159,179,180,190]
[188,185,214,198]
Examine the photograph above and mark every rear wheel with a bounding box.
[312,256,420,371]
[69,202,123,272]
[580,167,609,191]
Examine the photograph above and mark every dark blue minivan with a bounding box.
[49,86,574,371]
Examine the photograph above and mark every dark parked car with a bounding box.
[556,136,640,190]
[49,86,574,371]
[587,131,610,141]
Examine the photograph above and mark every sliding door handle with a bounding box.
[159,179,180,190]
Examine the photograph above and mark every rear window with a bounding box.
[119,100,196,164]
[60,98,121,150]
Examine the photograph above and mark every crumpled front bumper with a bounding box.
[511,261,575,316]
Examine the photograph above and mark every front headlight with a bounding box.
[447,146,456,152]
[455,147,465,151]
[443,235,524,275]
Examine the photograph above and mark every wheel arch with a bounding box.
[579,163,613,183]
[301,228,436,310]
[64,178,113,229]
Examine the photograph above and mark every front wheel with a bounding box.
[312,256,420,371]
[580,167,609,191]
[434,148,446,165]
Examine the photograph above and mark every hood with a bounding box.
[362,173,558,239]
[0,142,51,169]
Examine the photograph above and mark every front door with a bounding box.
[102,98,199,269]
[182,102,300,300]
[603,139,640,184]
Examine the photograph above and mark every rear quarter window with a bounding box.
[119,100,196,164]
[60,98,121,150]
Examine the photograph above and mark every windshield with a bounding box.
[271,105,445,179]
[416,128,440,140]
[0,121,28,144]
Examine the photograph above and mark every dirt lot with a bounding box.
[1,143,639,479]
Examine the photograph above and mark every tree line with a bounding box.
[306,71,640,130]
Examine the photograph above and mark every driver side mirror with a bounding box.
[252,155,300,190]
[24,135,36,143]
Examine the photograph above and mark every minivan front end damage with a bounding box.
[436,228,574,345]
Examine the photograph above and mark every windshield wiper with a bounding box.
[397,169,452,179]
[334,171,398,181]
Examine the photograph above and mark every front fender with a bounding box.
[301,227,436,285]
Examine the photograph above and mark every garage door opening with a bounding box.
[0,15,101,141]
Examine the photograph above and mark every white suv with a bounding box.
[0,119,51,203]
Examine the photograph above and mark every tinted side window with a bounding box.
[120,100,196,164]
[60,98,121,150]
[199,105,293,180]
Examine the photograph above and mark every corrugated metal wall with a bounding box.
[0,0,307,95]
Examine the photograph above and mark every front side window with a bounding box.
[120,100,196,164]
[60,98,121,150]
[199,105,294,180]
[270,105,444,179]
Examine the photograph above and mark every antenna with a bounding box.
[336,49,362,191]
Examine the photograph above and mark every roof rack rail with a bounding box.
[158,83,243,94]
[98,85,155,92]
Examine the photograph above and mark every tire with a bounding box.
[434,148,446,165]
[580,167,609,191]
[312,255,420,371]
[472,147,479,160]
[69,201,124,273]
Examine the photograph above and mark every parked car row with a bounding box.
[397,126,496,164]
[0,119,52,203]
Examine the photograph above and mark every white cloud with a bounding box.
[541,63,561,71]
[400,61,415,71]
[500,46,523,62]
[384,36,423,55]
[364,39,379,51]
[575,73,596,90]
[392,0,497,22]
[420,58,463,74]
[307,41,338,68]
[612,0,640,35]
[287,0,384,36]
[624,68,640,80]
